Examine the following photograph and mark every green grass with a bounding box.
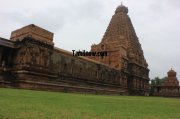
[0,88,180,119]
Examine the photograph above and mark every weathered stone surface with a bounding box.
[151,69,180,96]
[89,4,149,95]
[0,4,151,95]
[10,24,54,45]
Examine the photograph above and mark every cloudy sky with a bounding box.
[0,0,179,80]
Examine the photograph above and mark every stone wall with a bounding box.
[0,36,128,95]
[151,69,180,97]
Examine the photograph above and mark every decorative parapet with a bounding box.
[10,24,54,45]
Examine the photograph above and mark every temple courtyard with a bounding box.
[0,88,180,119]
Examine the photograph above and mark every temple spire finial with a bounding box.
[115,2,128,14]
[121,1,123,6]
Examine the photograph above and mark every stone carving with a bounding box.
[89,4,149,94]
[14,38,51,70]
[151,69,179,96]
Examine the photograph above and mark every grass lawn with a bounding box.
[0,88,180,119]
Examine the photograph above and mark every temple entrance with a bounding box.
[0,46,14,68]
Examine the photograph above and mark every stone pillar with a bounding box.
[134,79,136,88]
[0,48,3,66]
[7,50,13,66]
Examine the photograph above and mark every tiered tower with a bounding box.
[165,68,179,86]
[89,4,149,94]
[151,68,179,96]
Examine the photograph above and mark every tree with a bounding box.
[151,76,167,86]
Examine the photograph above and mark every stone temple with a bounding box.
[151,69,179,96]
[0,4,150,95]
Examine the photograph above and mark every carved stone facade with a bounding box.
[0,4,149,95]
[89,4,149,95]
[151,69,180,96]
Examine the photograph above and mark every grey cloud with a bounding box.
[0,0,179,80]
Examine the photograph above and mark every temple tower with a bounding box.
[10,24,56,82]
[89,4,149,95]
[165,68,179,86]
[151,68,179,96]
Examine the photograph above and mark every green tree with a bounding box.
[151,76,167,86]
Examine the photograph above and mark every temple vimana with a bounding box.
[151,69,179,96]
[0,4,179,96]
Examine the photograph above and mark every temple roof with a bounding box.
[10,24,54,44]
[0,37,16,48]
[167,68,176,76]
[115,4,128,14]
[165,68,179,86]
[101,4,148,67]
